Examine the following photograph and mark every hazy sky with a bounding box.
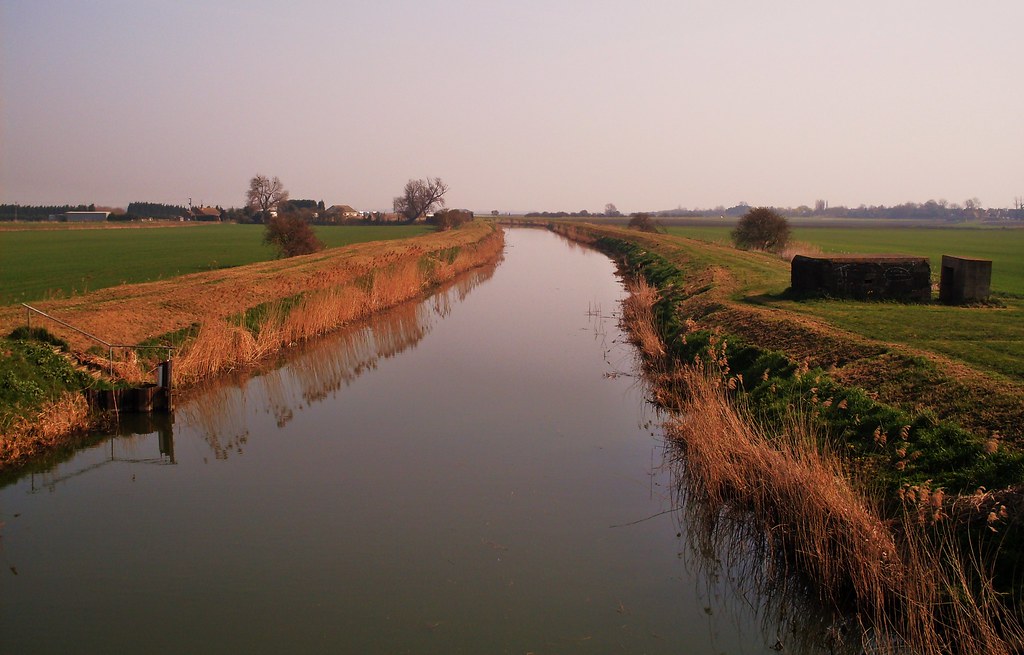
[2,0,1021,212]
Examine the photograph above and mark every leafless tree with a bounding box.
[246,174,289,216]
[393,177,448,222]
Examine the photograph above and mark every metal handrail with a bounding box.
[21,303,173,377]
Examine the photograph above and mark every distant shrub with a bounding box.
[628,213,663,233]
[429,209,473,231]
[264,214,325,258]
[731,207,791,252]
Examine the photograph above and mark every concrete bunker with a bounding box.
[939,255,992,304]
[791,254,932,302]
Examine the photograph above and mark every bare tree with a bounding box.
[393,177,448,222]
[246,174,289,217]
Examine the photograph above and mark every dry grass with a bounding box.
[0,392,92,465]
[0,221,502,350]
[621,278,665,359]
[548,221,599,246]
[1,223,502,471]
[172,226,504,386]
[778,240,825,262]
[622,276,1023,654]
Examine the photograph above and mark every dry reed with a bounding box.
[623,275,1023,654]
[0,392,91,465]
[172,229,503,387]
[777,240,825,262]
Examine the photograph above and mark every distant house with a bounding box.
[62,211,110,222]
[191,206,222,221]
[326,204,361,219]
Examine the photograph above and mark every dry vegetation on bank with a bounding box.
[570,216,1024,652]
[0,222,504,469]
[622,275,1023,654]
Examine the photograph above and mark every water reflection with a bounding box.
[665,439,858,654]
[176,260,498,460]
[21,413,176,494]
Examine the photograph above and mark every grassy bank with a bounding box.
[553,221,1024,652]
[0,221,503,470]
[0,223,433,305]
[665,224,1024,295]
[0,328,101,464]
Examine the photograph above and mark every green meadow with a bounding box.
[665,225,1024,295]
[658,225,1024,380]
[0,224,433,305]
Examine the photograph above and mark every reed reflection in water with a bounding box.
[176,260,498,461]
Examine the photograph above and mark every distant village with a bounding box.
[0,200,414,225]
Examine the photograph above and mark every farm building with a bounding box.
[191,206,222,221]
[791,254,931,302]
[939,255,992,304]
[61,211,110,222]
[327,204,361,219]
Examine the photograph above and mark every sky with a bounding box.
[1,0,1022,213]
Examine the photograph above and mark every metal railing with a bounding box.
[22,303,173,377]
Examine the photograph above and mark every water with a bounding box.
[0,229,813,654]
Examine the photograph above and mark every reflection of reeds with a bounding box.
[174,382,250,460]
[172,229,503,387]
[175,254,498,453]
[623,274,1023,654]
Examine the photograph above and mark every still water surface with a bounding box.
[1,229,805,654]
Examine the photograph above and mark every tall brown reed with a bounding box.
[0,392,91,465]
[172,229,503,387]
[622,275,1023,654]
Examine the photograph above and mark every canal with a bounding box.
[0,228,816,654]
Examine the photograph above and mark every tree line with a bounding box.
[650,199,1022,222]
[0,204,97,221]
[525,199,1024,222]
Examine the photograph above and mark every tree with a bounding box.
[731,207,791,252]
[246,174,289,217]
[263,213,324,258]
[393,177,448,222]
[604,203,621,217]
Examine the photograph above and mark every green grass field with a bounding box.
[666,225,1024,296]
[653,227,1024,380]
[0,224,433,305]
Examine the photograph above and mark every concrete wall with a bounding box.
[791,254,931,301]
[939,255,992,304]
